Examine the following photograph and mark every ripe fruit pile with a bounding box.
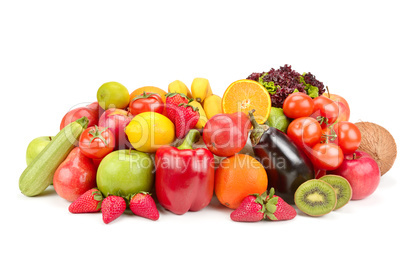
[19,65,396,224]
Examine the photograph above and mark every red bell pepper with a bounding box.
[155,129,215,215]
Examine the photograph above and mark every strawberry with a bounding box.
[265,188,297,221]
[101,195,126,224]
[175,104,200,138]
[129,192,159,221]
[230,188,297,222]
[165,92,189,122]
[68,188,103,214]
[230,194,265,222]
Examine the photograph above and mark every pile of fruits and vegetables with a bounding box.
[19,65,397,224]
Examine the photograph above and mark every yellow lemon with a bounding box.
[125,112,175,153]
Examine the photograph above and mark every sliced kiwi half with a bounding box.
[320,175,352,210]
[294,180,337,217]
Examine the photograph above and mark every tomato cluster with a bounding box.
[283,93,361,172]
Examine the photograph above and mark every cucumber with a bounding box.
[19,116,89,197]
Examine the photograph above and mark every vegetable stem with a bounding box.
[177,129,200,150]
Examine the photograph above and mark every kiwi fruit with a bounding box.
[320,175,352,210]
[294,179,337,216]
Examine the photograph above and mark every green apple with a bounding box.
[96,149,154,197]
[97,81,130,110]
[266,107,291,133]
[26,136,54,165]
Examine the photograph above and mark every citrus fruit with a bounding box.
[125,112,175,153]
[130,86,167,103]
[222,79,271,124]
[97,81,130,110]
[215,154,268,209]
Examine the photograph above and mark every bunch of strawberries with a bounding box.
[69,189,159,224]
[230,188,297,222]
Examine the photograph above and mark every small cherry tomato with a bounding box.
[309,143,344,170]
[129,92,164,116]
[310,95,339,126]
[332,121,361,155]
[283,92,314,119]
[79,126,115,159]
[287,117,322,149]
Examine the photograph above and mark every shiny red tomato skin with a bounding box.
[129,92,164,116]
[283,92,314,119]
[79,126,115,159]
[309,143,344,170]
[332,122,361,155]
[287,117,322,149]
[310,96,339,126]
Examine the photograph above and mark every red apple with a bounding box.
[323,93,350,122]
[99,108,133,150]
[329,150,381,200]
[53,147,97,202]
[60,102,101,130]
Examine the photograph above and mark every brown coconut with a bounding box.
[355,122,397,176]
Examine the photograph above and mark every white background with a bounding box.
[1,0,401,267]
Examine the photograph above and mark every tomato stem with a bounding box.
[88,125,109,145]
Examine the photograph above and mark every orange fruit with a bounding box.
[130,86,167,103]
[222,79,271,124]
[215,154,268,209]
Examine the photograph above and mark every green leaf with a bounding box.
[265,203,277,214]
[300,73,319,98]
[258,73,280,95]
[266,212,278,221]
[268,188,275,199]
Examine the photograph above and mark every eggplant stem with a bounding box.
[248,110,268,146]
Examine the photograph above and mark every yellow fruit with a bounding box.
[125,112,175,153]
[203,94,222,119]
[188,100,208,129]
[97,82,130,110]
[191,78,212,103]
[168,80,192,99]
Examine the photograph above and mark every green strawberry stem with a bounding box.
[177,129,200,150]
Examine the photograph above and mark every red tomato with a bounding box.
[309,143,344,170]
[283,92,314,119]
[332,122,361,155]
[79,126,115,159]
[310,96,339,126]
[287,117,322,149]
[129,92,164,116]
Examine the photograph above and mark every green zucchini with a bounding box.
[19,116,89,197]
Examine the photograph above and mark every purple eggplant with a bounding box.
[249,111,315,204]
